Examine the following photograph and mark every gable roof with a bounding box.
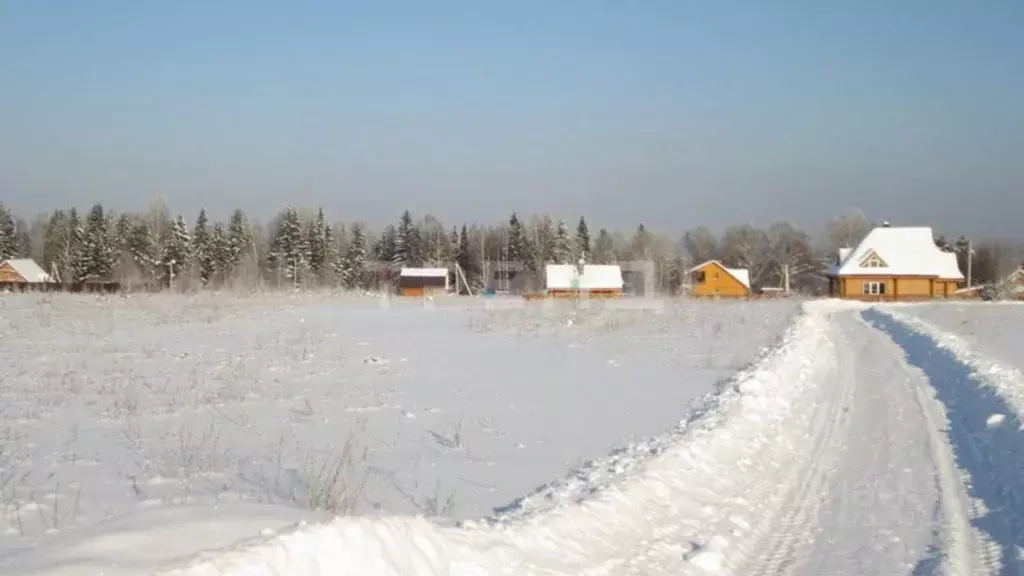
[688,259,751,290]
[545,264,623,290]
[829,226,963,280]
[0,259,53,283]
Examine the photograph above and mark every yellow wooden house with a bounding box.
[688,260,751,298]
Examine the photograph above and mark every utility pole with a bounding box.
[967,238,973,289]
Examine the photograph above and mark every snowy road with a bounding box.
[5,302,1024,576]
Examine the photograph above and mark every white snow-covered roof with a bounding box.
[831,226,964,280]
[399,267,448,278]
[545,264,623,290]
[1,259,53,283]
[688,260,751,290]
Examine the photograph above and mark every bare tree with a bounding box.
[765,222,817,291]
[823,210,872,254]
[682,227,719,266]
[720,224,772,289]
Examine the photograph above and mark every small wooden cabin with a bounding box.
[397,267,449,297]
[544,263,623,298]
[688,260,751,298]
[826,224,963,301]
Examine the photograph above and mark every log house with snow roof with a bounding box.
[826,223,963,301]
[688,260,751,298]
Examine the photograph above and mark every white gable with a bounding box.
[688,260,751,290]
[2,259,53,283]
[834,226,964,280]
[545,264,623,290]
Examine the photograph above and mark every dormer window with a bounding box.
[859,250,888,268]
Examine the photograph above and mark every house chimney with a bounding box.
[882,220,891,227]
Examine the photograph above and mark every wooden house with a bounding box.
[397,267,449,297]
[826,224,963,301]
[0,259,53,284]
[688,260,751,298]
[543,263,623,298]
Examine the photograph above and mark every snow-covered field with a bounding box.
[0,293,799,562]
[5,296,1024,576]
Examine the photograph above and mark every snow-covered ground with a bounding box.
[5,296,1024,576]
[0,293,799,561]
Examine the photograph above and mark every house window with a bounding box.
[695,271,706,283]
[862,281,886,296]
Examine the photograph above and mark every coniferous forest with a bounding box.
[0,200,1020,294]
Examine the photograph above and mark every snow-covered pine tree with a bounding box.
[210,222,230,286]
[592,228,616,264]
[340,222,368,289]
[507,212,527,265]
[0,203,18,260]
[161,215,192,286]
[127,220,158,279]
[80,204,114,281]
[393,210,421,271]
[269,207,307,286]
[576,217,591,259]
[41,210,67,276]
[307,207,329,283]
[63,208,85,282]
[227,209,250,273]
[192,208,216,286]
[553,219,573,264]
[631,224,653,261]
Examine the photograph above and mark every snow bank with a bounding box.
[881,307,1024,420]
[134,301,838,576]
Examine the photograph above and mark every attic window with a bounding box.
[859,251,888,268]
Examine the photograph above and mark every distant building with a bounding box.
[397,267,449,297]
[0,259,54,284]
[826,224,963,300]
[544,263,623,298]
[688,260,751,298]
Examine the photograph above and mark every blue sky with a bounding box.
[1,1,1021,238]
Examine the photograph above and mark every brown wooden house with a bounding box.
[826,224,963,301]
[688,260,751,298]
[397,267,450,297]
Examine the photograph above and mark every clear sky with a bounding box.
[1,1,1021,238]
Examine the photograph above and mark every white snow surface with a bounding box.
[0,293,799,571]
[5,296,1023,575]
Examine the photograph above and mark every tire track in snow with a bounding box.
[742,312,857,576]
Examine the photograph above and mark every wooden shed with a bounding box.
[688,260,751,298]
[826,224,963,301]
[397,267,450,297]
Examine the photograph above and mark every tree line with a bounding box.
[0,201,1020,293]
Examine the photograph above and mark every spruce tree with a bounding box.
[393,210,421,270]
[227,209,249,273]
[307,207,329,282]
[576,217,591,259]
[81,204,114,281]
[210,222,230,285]
[0,203,17,260]
[63,208,85,283]
[192,208,216,285]
[341,223,368,289]
[507,212,526,264]
[128,221,157,278]
[269,207,307,286]
[161,215,192,285]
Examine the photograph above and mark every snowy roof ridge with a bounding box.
[832,226,963,280]
[1,258,53,283]
[688,259,751,290]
